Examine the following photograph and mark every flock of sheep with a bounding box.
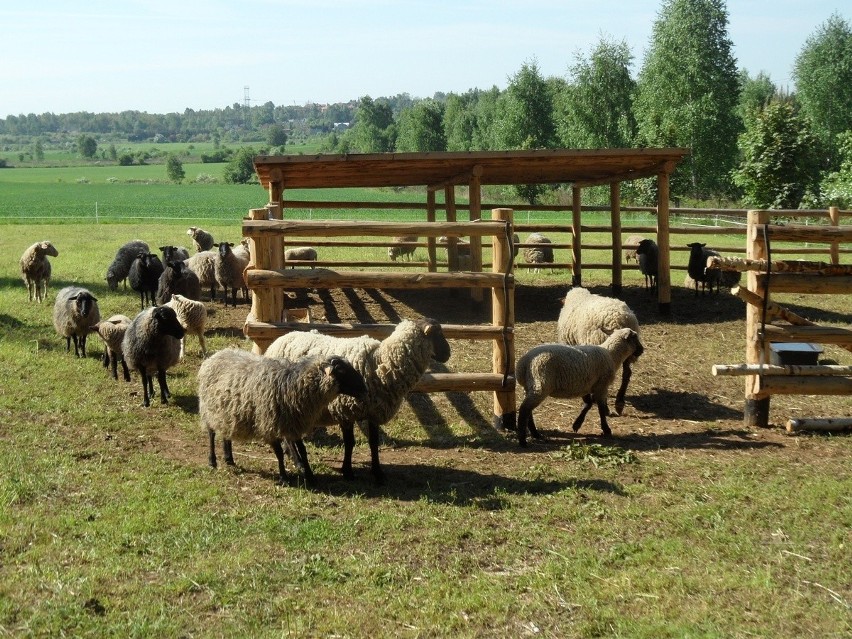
[18,229,735,486]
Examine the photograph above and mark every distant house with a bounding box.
[333,122,350,132]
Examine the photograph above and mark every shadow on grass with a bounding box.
[630,387,743,421]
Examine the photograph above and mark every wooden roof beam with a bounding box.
[427,164,483,192]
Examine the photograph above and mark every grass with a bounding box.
[2,216,851,637]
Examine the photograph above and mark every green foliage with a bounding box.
[634,0,741,199]
[77,134,97,159]
[395,100,446,152]
[442,93,476,152]
[556,37,637,148]
[736,70,778,125]
[350,96,396,152]
[165,154,185,184]
[117,153,135,166]
[817,130,852,207]
[33,139,44,162]
[266,124,288,148]
[732,102,823,208]
[793,12,852,168]
[222,147,258,184]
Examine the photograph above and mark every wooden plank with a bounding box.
[753,223,852,243]
[243,319,511,342]
[712,364,852,377]
[244,219,506,238]
[755,274,852,293]
[786,417,852,433]
[759,324,852,346]
[757,375,852,396]
[245,267,512,291]
[413,372,515,393]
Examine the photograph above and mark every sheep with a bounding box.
[556,287,640,416]
[106,240,150,291]
[20,240,58,302]
[635,238,659,291]
[122,305,185,407]
[199,349,367,485]
[522,233,554,271]
[164,293,207,358]
[387,235,419,261]
[185,250,217,301]
[159,245,190,263]
[213,241,249,307]
[91,314,132,381]
[284,246,318,268]
[186,226,214,252]
[516,328,645,445]
[265,317,451,483]
[436,236,472,269]
[128,251,165,309]
[52,286,101,358]
[155,259,202,305]
[623,234,646,264]
[686,242,721,296]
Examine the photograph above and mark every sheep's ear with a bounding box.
[68,294,79,300]
[601,327,614,336]
[91,296,98,302]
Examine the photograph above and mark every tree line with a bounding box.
[2,1,850,208]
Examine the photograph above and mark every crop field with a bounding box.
[0,175,850,636]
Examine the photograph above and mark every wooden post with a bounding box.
[610,182,622,296]
[829,206,840,265]
[426,189,437,272]
[246,207,283,354]
[469,166,483,304]
[491,208,515,432]
[656,171,671,314]
[745,209,771,427]
[268,168,284,218]
[571,185,582,286]
[445,186,458,272]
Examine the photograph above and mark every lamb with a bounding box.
[214,241,250,307]
[199,349,367,485]
[122,305,185,407]
[686,242,721,296]
[159,245,190,263]
[387,235,419,261]
[164,293,207,358]
[284,246,318,267]
[20,240,58,302]
[128,251,165,309]
[185,250,217,301]
[516,328,644,445]
[155,259,202,305]
[106,240,149,291]
[265,317,451,483]
[187,226,214,252]
[623,235,646,264]
[52,286,101,358]
[522,233,554,271]
[91,314,132,381]
[556,287,640,416]
[635,238,659,291]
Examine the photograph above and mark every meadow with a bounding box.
[0,165,850,637]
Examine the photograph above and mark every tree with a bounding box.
[395,100,446,152]
[736,70,777,124]
[793,13,852,168]
[166,154,185,184]
[443,93,476,151]
[266,124,288,149]
[556,37,637,148]
[350,96,396,152]
[494,60,556,203]
[77,134,97,159]
[731,102,822,209]
[223,146,258,184]
[634,0,741,199]
[818,131,852,207]
[33,138,44,162]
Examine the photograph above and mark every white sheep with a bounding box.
[187,227,214,252]
[106,240,149,291]
[213,241,249,307]
[522,233,554,271]
[122,305,185,407]
[556,287,640,416]
[164,293,207,358]
[264,317,451,483]
[20,240,58,302]
[623,234,646,264]
[52,286,100,358]
[185,250,217,301]
[284,246,318,268]
[516,328,645,445]
[198,349,367,485]
[91,314,132,381]
[387,235,419,261]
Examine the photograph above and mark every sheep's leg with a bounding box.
[109,353,118,380]
[140,371,152,407]
[517,398,544,447]
[340,422,356,480]
[596,399,612,437]
[198,334,207,358]
[365,420,385,484]
[65,336,71,353]
[80,335,87,358]
[223,439,234,465]
[571,394,595,432]
[208,428,218,468]
[120,358,131,382]
[614,361,632,416]
[289,439,315,484]
[270,440,288,485]
[156,369,170,404]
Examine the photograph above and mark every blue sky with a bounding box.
[1,1,847,117]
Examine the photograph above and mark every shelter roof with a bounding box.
[253,148,689,190]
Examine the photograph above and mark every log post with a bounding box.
[426,189,437,272]
[610,182,623,296]
[571,186,582,286]
[745,209,771,427]
[246,207,283,354]
[656,171,671,314]
[268,168,284,217]
[469,166,483,305]
[491,208,515,432]
[445,186,458,272]
[829,206,840,265]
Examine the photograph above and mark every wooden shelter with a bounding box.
[253,148,689,312]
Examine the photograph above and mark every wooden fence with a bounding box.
[242,206,519,431]
[710,209,852,431]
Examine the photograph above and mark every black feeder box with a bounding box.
[769,342,823,366]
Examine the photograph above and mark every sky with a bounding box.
[1,0,848,118]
